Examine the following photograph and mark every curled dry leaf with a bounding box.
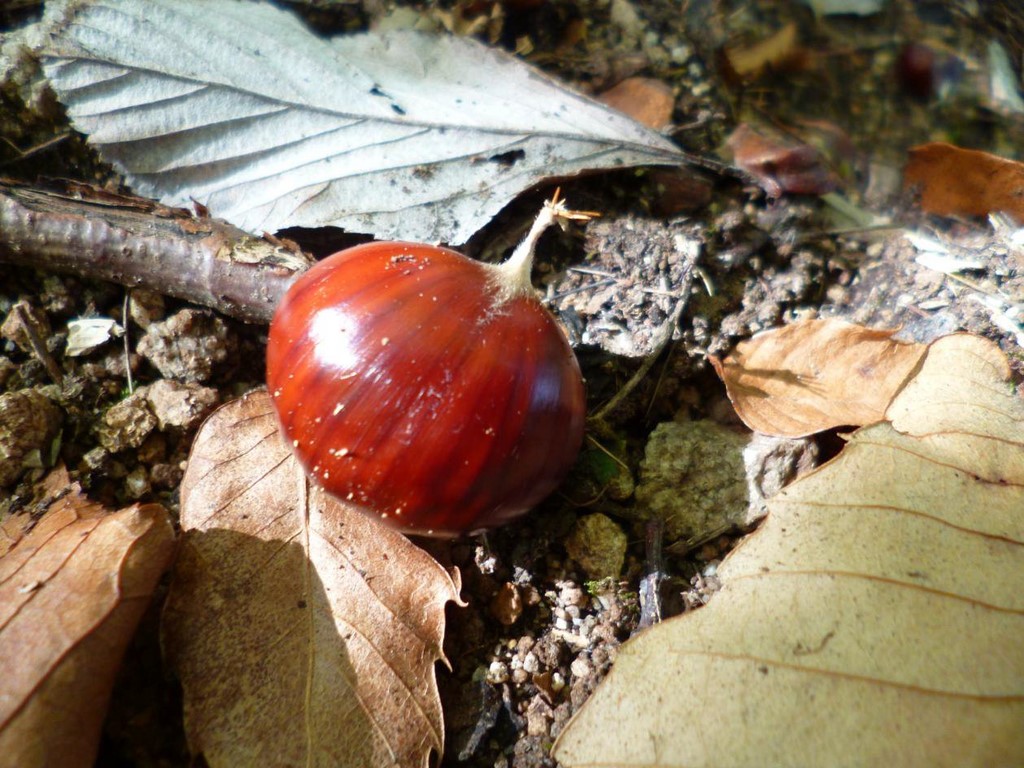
[904,142,1024,223]
[554,333,1024,768]
[162,391,462,768]
[726,123,842,198]
[712,318,927,437]
[0,468,175,768]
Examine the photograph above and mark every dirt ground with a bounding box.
[1,1,1022,767]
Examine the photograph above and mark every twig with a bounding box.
[584,433,630,472]
[0,130,72,168]
[122,290,134,395]
[590,296,689,422]
[643,342,676,421]
[549,277,617,302]
[13,302,63,386]
[635,519,665,632]
[0,179,312,324]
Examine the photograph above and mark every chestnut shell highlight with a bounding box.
[266,241,586,535]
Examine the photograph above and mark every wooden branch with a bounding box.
[0,180,313,324]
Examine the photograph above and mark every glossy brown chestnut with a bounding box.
[267,229,585,536]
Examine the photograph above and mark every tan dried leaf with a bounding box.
[0,469,175,768]
[554,334,1024,767]
[162,390,462,768]
[597,77,675,130]
[713,318,927,436]
[904,142,1024,222]
[724,22,800,78]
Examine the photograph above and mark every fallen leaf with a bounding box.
[40,0,684,245]
[554,333,1024,767]
[0,469,175,768]
[65,316,123,357]
[712,318,927,437]
[885,333,1023,487]
[723,22,803,79]
[162,390,462,768]
[726,123,842,197]
[0,511,32,549]
[904,142,1024,223]
[597,77,675,130]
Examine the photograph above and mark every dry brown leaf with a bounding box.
[162,390,462,768]
[554,333,1024,768]
[726,123,842,198]
[723,22,801,79]
[0,469,174,768]
[597,77,675,130]
[904,142,1024,222]
[887,333,1022,444]
[0,511,33,550]
[712,318,927,437]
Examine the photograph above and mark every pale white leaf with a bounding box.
[41,0,684,244]
[66,317,123,357]
[800,0,887,16]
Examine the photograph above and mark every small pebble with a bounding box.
[489,582,523,626]
[485,661,508,685]
[97,390,156,453]
[145,379,219,430]
[522,652,540,674]
[0,388,62,487]
[124,466,150,499]
[570,657,591,679]
[137,309,237,383]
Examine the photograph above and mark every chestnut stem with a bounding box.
[492,197,596,300]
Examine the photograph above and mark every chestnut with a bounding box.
[266,200,587,536]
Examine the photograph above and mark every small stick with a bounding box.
[0,179,312,325]
[590,295,688,423]
[635,518,665,632]
[122,290,134,395]
[0,130,71,167]
[13,302,64,386]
